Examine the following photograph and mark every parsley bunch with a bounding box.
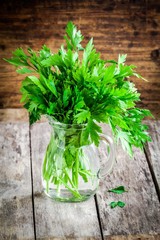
[5,21,152,156]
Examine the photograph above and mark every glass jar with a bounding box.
[42,118,115,202]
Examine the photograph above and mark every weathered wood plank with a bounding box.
[144,120,160,191]
[0,108,28,122]
[0,0,160,117]
[31,122,101,239]
[0,108,47,123]
[0,121,34,239]
[96,124,160,238]
[106,234,160,240]
[34,238,100,240]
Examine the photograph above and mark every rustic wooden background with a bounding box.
[0,0,160,118]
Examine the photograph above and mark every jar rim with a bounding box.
[45,115,87,129]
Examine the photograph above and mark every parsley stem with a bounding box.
[75,149,79,188]
[64,169,76,189]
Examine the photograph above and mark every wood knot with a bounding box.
[0,44,6,51]
[151,49,160,63]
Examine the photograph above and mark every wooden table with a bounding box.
[0,109,160,240]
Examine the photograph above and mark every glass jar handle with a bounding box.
[98,133,116,178]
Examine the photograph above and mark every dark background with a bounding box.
[0,0,160,118]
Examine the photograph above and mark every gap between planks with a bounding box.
[29,125,37,240]
[144,120,160,202]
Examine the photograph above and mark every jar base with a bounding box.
[43,188,97,202]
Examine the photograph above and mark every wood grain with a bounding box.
[144,120,160,191]
[0,0,160,118]
[0,108,47,123]
[97,124,160,238]
[30,122,101,239]
[106,234,160,240]
[0,108,160,239]
[34,238,100,240]
[0,122,34,239]
[0,108,28,122]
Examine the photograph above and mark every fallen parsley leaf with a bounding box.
[108,186,127,194]
[109,201,126,209]
[117,201,126,208]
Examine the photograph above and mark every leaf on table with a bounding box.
[108,186,127,194]
[117,201,126,208]
[109,201,126,209]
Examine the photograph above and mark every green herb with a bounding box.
[4,22,153,200]
[4,21,152,154]
[109,201,126,209]
[108,186,127,194]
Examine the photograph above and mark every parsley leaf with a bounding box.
[108,186,127,194]
[16,67,35,74]
[64,21,84,51]
[109,201,126,209]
